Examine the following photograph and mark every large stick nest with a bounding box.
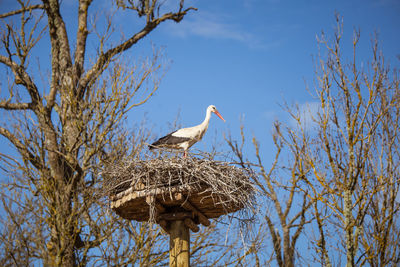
[102,156,256,223]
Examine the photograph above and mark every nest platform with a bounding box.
[104,157,255,233]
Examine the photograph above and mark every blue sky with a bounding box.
[126,0,400,160]
[1,0,399,161]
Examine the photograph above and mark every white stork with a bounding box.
[149,105,225,157]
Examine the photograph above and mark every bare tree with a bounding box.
[0,0,198,265]
[226,124,313,266]
[357,42,400,266]
[283,16,400,266]
[226,15,399,267]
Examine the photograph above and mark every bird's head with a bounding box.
[208,105,226,122]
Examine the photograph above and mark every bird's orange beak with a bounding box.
[214,110,226,122]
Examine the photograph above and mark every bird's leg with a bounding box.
[183,150,187,158]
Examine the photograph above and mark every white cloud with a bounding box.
[165,12,264,48]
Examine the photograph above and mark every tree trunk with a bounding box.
[344,188,355,267]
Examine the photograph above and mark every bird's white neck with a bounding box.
[200,108,212,129]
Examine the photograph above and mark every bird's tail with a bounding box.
[148,144,155,150]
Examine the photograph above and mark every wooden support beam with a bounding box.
[181,201,210,227]
[158,211,193,221]
[159,219,169,233]
[169,220,190,267]
[184,218,199,233]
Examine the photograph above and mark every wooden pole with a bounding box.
[169,220,190,267]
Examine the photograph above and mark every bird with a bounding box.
[149,105,226,158]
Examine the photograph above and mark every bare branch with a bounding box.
[0,4,44,19]
[79,5,197,93]
[73,0,92,79]
[0,127,43,170]
[0,101,32,110]
[0,55,41,106]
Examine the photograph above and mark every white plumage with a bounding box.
[149,105,225,157]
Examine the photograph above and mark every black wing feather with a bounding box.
[149,131,191,150]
